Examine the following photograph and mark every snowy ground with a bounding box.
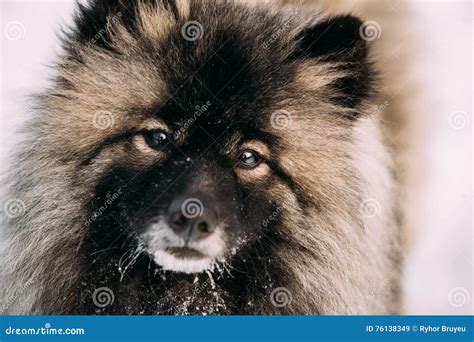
[0,0,472,314]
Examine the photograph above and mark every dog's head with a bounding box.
[47,0,373,274]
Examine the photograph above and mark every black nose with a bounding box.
[167,196,218,242]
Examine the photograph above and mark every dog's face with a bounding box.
[109,103,286,274]
[50,1,372,275]
[114,110,279,274]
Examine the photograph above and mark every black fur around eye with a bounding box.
[238,150,261,168]
[144,129,170,149]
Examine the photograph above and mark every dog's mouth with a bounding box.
[140,218,227,274]
[150,247,217,274]
[165,246,206,259]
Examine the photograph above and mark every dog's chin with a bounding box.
[151,248,217,274]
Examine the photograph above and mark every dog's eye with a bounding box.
[238,150,261,168]
[144,129,169,149]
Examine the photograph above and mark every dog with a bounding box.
[0,0,403,314]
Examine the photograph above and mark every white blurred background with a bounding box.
[0,0,472,314]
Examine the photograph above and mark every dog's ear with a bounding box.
[292,15,369,61]
[292,15,375,108]
[70,0,179,49]
[68,0,128,49]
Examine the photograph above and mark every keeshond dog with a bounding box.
[0,0,405,314]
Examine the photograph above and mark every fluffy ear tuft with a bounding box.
[69,0,174,50]
[293,15,368,60]
[68,0,127,50]
[292,15,375,109]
